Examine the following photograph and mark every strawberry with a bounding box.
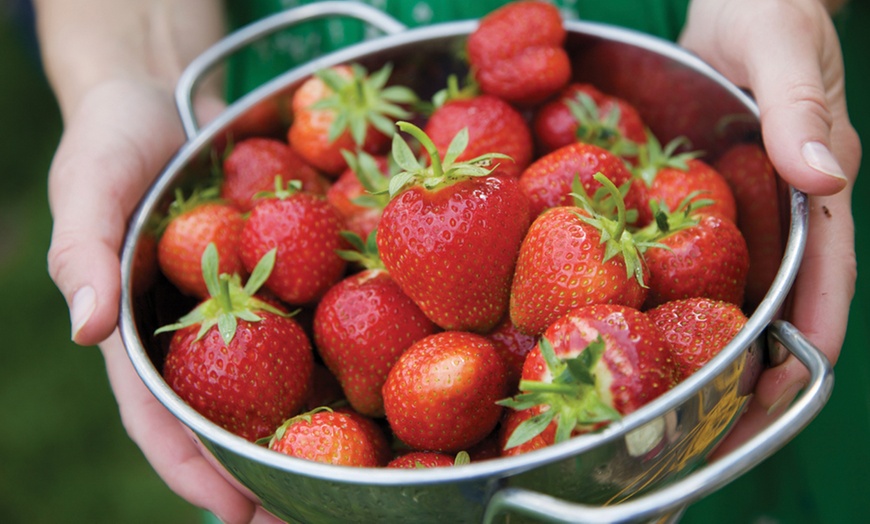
[377,122,530,333]
[424,83,533,178]
[267,408,389,467]
[221,137,329,211]
[314,256,439,417]
[157,189,245,299]
[382,331,508,453]
[158,245,314,442]
[326,151,392,240]
[634,134,737,223]
[518,141,650,223]
[239,178,347,305]
[288,63,418,176]
[636,201,749,309]
[647,297,748,381]
[510,173,653,336]
[485,315,538,391]
[532,82,647,159]
[714,143,783,308]
[466,0,571,105]
[387,451,471,469]
[499,304,676,450]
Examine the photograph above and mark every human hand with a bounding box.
[35,1,282,521]
[679,0,861,453]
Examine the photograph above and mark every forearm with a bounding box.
[33,0,225,120]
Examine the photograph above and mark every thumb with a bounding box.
[744,14,852,195]
[47,81,186,346]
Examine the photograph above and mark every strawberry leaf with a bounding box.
[504,409,557,450]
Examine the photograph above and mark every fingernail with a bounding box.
[767,381,806,416]
[70,286,96,342]
[801,141,847,182]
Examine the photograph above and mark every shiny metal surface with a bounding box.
[118,4,827,523]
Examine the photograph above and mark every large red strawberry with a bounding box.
[532,82,647,159]
[288,63,417,176]
[467,0,571,105]
[382,331,508,453]
[326,151,392,239]
[634,134,737,223]
[647,297,748,381]
[157,189,245,299]
[518,141,650,223]
[268,408,389,467]
[240,178,347,305]
[714,143,783,308]
[314,263,439,417]
[377,122,530,333]
[158,244,314,442]
[499,304,676,450]
[510,173,652,336]
[636,201,749,309]
[424,85,533,179]
[221,137,329,211]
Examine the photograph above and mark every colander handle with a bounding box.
[482,319,834,524]
[174,1,407,138]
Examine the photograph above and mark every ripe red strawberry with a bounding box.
[382,331,509,453]
[637,202,750,309]
[240,179,347,305]
[714,143,783,308]
[158,245,314,442]
[157,190,245,299]
[499,304,676,450]
[510,174,652,336]
[326,151,392,239]
[221,137,329,211]
[485,315,538,391]
[647,297,748,381]
[424,89,533,179]
[518,141,651,223]
[268,408,389,467]
[387,451,470,469]
[314,265,439,417]
[634,134,737,223]
[377,122,530,333]
[467,0,571,105]
[288,63,417,176]
[532,82,647,158]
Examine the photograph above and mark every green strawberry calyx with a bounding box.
[634,190,716,244]
[387,121,512,197]
[498,336,622,449]
[430,73,480,110]
[252,175,303,202]
[567,91,638,158]
[571,173,661,287]
[634,131,704,187]
[154,243,290,345]
[155,186,222,237]
[339,149,393,210]
[311,62,419,146]
[335,229,385,270]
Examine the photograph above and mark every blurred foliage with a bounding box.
[0,6,199,524]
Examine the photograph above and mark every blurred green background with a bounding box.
[0,1,867,523]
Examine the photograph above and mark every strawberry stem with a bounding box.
[593,172,626,241]
[397,121,444,178]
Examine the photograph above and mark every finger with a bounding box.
[100,333,258,524]
[744,7,850,195]
[47,81,184,346]
[754,190,855,408]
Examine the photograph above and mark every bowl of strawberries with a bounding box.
[119,2,832,523]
